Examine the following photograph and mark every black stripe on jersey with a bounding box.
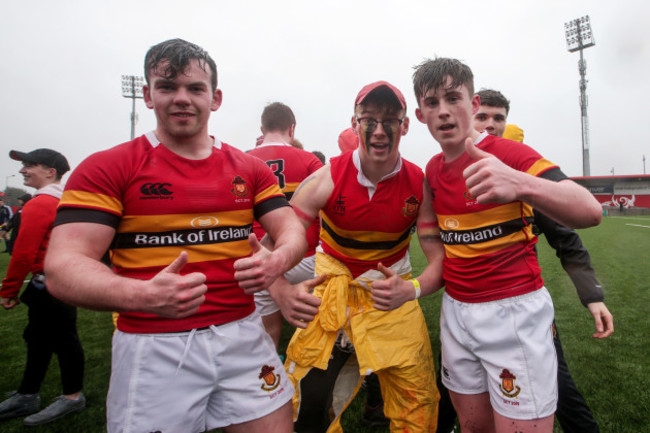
[321,219,414,250]
[540,167,568,182]
[54,208,121,229]
[440,217,534,245]
[254,195,290,221]
[111,224,253,250]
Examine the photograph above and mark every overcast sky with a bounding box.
[2,0,649,192]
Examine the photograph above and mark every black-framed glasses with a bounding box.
[356,117,404,132]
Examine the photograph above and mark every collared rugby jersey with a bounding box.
[248,142,323,256]
[55,132,288,333]
[426,134,567,303]
[320,152,424,278]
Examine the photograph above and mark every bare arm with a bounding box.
[45,222,207,318]
[371,179,445,310]
[259,166,334,327]
[463,139,602,229]
[233,205,307,293]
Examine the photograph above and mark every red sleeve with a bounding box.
[1,197,56,298]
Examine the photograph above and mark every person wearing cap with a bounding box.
[2,193,32,255]
[412,58,603,433]
[43,38,311,433]
[248,102,324,348]
[275,81,443,432]
[0,148,86,426]
[470,88,612,433]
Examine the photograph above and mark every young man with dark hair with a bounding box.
[473,89,509,138]
[470,90,613,433]
[279,81,444,432]
[0,148,85,426]
[412,58,603,433]
[248,102,324,346]
[44,38,310,433]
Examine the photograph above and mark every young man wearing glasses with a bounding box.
[274,81,444,432]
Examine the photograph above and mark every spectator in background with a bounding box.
[248,102,324,347]
[0,196,14,252]
[338,127,359,153]
[0,148,85,427]
[2,193,32,255]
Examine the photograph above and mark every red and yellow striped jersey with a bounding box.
[56,132,287,333]
[320,152,424,278]
[426,134,561,302]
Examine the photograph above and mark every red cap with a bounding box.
[355,81,406,109]
[338,128,359,154]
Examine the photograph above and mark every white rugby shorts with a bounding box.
[255,254,316,316]
[107,311,294,432]
[440,287,558,420]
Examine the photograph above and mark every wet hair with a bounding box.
[476,89,510,115]
[412,57,474,105]
[144,38,217,92]
[261,102,296,132]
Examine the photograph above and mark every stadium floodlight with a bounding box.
[121,75,144,140]
[564,15,595,177]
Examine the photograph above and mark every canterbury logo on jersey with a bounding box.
[440,217,534,245]
[140,182,173,198]
[112,225,252,249]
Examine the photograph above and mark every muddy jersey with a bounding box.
[320,152,424,278]
[55,132,288,333]
[426,133,566,303]
[248,143,323,256]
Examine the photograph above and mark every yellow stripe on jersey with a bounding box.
[437,202,535,259]
[319,213,411,262]
[59,190,124,215]
[118,210,254,233]
[254,184,283,205]
[111,239,251,269]
[526,158,557,177]
[284,182,301,194]
[437,202,533,230]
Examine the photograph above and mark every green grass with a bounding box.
[1,216,648,432]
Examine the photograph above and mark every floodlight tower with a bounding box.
[121,75,144,140]
[564,15,595,176]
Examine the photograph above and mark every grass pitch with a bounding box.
[0,215,648,432]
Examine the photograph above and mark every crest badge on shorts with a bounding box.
[499,368,521,398]
[259,364,281,391]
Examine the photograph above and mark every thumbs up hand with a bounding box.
[463,138,521,204]
[371,263,415,311]
[270,274,324,328]
[145,251,207,318]
[234,234,280,294]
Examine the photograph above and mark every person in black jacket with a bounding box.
[2,194,32,255]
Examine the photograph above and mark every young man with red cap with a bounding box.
[0,148,86,426]
[44,39,310,433]
[275,81,444,432]
[412,58,603,433]
[248,102,324,347]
